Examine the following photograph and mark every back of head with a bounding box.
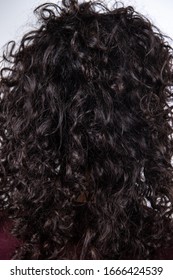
[0,0,173,259]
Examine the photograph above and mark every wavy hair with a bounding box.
[1,0,173,259]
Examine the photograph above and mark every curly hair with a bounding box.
[0,0,173,259]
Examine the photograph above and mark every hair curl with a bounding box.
[1,0,173,259]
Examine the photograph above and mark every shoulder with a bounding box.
[0,213,21,260]
[152,247,173,260]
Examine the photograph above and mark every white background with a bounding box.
[0,260,172,280]
[0,0,173,53]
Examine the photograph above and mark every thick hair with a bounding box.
[0,0,173,259]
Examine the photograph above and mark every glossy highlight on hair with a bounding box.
[1,0,173,259]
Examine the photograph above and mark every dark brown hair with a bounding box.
[0,0,173,259]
